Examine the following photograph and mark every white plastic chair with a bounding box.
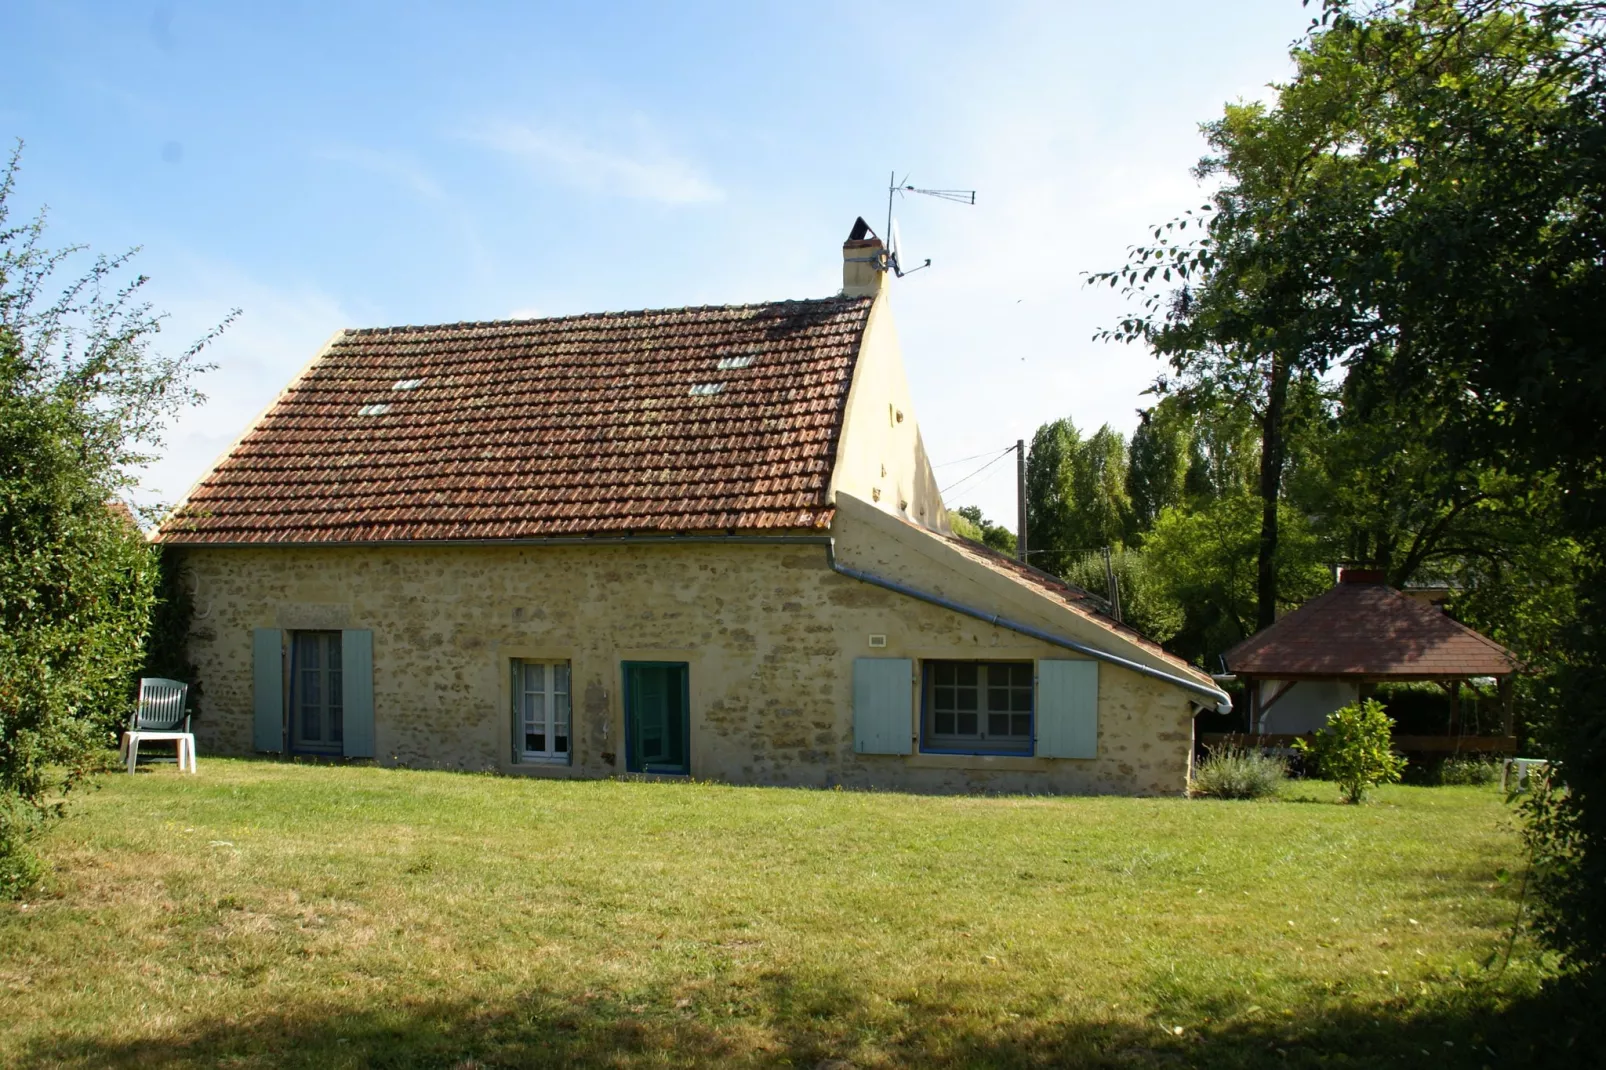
[120,678,197,774]
[1502,757,1549,792]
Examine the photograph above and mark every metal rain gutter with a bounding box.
[160,534,839,549]
[824,551,1233,715]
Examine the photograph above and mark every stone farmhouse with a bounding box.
[157,222,1229,795]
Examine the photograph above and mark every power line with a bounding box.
[932,444,1018,469]
[940,446,1016,496]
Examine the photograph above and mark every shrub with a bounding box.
[0,146,223,899]
[1439,756,1501,786]
[1294,699,1408,804]
[0,795,44,898]
[1191,746,1286,799]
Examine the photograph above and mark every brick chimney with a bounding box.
[1338,568,1386,584]
[842,216,886,297]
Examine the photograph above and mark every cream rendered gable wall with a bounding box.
[831,491,1214,695]
[828,291,949,533]
[826,493,1203,792]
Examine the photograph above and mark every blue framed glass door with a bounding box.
[290,631,343,755]
[623,662,689,775]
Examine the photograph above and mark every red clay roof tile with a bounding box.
[159,297,873,544]
[1224,579,1516,678]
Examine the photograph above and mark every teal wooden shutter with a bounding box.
[341,629,375,758]
[1037,659,1099,759]
[510,660,522,763]
[251,628,284,752]
[853,658,913,755]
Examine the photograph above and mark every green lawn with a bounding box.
[0,760,1560,1068]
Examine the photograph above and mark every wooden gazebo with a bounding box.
[1215,569,1519,753]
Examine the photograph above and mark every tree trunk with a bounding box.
[1257,355,1291,631]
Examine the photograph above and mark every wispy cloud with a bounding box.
[314,144,446,201]
[461,119,722,204]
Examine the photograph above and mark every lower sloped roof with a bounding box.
[941,533,1218,688]
[159,297,874,544]
[1225,577,1516,678]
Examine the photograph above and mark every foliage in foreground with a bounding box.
[0,143,223,896]
[1190,745,1286,799]
[1438,756,1501,787]
[948,504,1016,556]
[1061,545,1186,645]
[1295,699,1407,804]
[1087,0,1606,985]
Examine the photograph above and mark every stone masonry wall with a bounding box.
[179,537,1195,795]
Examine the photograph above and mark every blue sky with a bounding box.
[2,1,1311,526]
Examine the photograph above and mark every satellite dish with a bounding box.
[890,218,904,274]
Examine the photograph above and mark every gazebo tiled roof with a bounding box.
[1224,571,1516,680]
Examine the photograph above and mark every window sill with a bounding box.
[515,755,571,766]
[504,760,584,778]
[907,752,1052,772]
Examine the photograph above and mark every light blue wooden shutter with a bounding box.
[341,629,375,758]
[853,657,912,755]
[251,628,284,752]
[1037,659,1099,759]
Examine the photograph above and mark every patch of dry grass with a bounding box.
[0,761,1555,1068]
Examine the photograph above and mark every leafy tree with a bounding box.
[1070,425,1133,550]
[1125,390,1260,538]
[1094,0,1606,986]
[1126,404,1190,536]
[1025,418,1082,576]
[1293,698,1407,804]
[1447,533,1580,746]
[1061,547,1185,645]
[951,505,1017,556]
[1092,79,1376,629]
[1180,392,1262,505]
[1142,492,1329,665]
[1027,418,1137,574]
[1299,353,1568,589]
[0,145,225,895]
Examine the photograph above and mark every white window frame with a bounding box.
[513,659,571,764]
[922,660,1034,756]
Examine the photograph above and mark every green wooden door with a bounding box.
[624,662,689,774]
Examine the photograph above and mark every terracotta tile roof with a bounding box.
[159,297,874,544]
[1225,577,1516,678]
[940,534,1218,688]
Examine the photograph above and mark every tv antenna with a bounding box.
[884,171,975,277]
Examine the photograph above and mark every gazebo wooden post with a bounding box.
[1499,676,1515,739]
[1448,680,1462,736]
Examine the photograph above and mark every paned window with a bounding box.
[291,631,343,754]
[923,660,1033,755]
[513,660,571,763]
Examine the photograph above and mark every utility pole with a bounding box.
[1102,545,1124,624]
[1016,439,1028,564]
